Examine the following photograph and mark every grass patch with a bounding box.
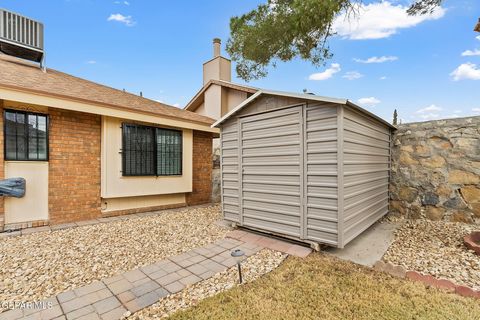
[169,253,480,320]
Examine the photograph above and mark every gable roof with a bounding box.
[212,89,396,129]
[184,79,258,112]
[0,54,215,126]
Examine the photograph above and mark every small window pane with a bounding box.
[28,115,38,160]
[15,112,26,160]
[156,128,182,175]
[37,116,47,160]
[5,112,17,159]
[122,124,155,176]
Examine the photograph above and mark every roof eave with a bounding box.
[0,84,218,131]
[212,90,396,130]
[345,100,396,130]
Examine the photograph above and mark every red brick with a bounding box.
[455,285,479,299]
[433,278,456,292]
[186,131,213,205]
[406,271,424,282]
[48,108,102,224]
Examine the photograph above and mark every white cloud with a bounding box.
[357,97,380,107]
[418,113,440,120]
[107,13,135,26]
[86,60,96,64]
[452,109,462,114]
[333,1,445,40]
[354,56,398,64]
[342,71,363,80]
[379,76,387,80]
[461,49,480,56]
[124,1,130,5]
[477,36,480,41]
[450,63,480,81]
[308,63,341,80]
[473,108,480,113]
[173,103,181,108]
[416,104,442,114]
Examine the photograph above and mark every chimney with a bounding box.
[213,38,221,57]
[203,38,231,85]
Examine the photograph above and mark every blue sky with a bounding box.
[1,0,479,123]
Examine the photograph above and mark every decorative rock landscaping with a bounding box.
[0,205,229,310]
[390,116,480,223]
[382,220,480,290]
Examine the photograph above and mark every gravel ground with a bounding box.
[382,219,480,290]
[129,249,287,319]
[0,205,228,308]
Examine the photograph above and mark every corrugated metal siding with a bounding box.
[305,102,339,246]
[342,106,391,245]
[220,117,240,222]
[240,106,303,238]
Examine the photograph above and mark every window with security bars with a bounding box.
[122,123,182,176]
[4,110,48,161]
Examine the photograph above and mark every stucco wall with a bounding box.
[5,162,49,224]
[390,116,480,224]
[101,116,193,199]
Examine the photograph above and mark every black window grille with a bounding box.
[122,123,182,176]
[4,110,48,161]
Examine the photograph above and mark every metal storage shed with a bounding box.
[213,89,395,249]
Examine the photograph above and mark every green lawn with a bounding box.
[169,253,480,320]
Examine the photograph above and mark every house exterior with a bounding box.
[184,38,257,129]
[0,54,219,231]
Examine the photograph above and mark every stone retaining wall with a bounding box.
[390,116,480,224]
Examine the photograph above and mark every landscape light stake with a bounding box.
[231,249,245,284]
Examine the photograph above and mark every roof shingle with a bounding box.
[0,55,215,126]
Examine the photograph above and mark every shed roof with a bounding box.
[0,54,215,126]
[212,89,396,129]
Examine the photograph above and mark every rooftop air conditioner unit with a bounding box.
[0,8,44,66]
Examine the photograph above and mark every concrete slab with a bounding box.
[325,220,400,267]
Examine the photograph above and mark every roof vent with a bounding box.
[0,9,45,67]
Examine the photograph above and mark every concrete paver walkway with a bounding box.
[1,230,311,320]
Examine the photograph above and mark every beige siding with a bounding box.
[240,107,302,238]
[221,117,240,222]
[342,106,391,245]
[305,102,339,246]
[219,95,392,248]
[236,95,304,117]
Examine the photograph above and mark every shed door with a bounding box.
[240,106,304,239]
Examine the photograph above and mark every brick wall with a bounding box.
[186,130,213,205]
[48,108,102,224]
